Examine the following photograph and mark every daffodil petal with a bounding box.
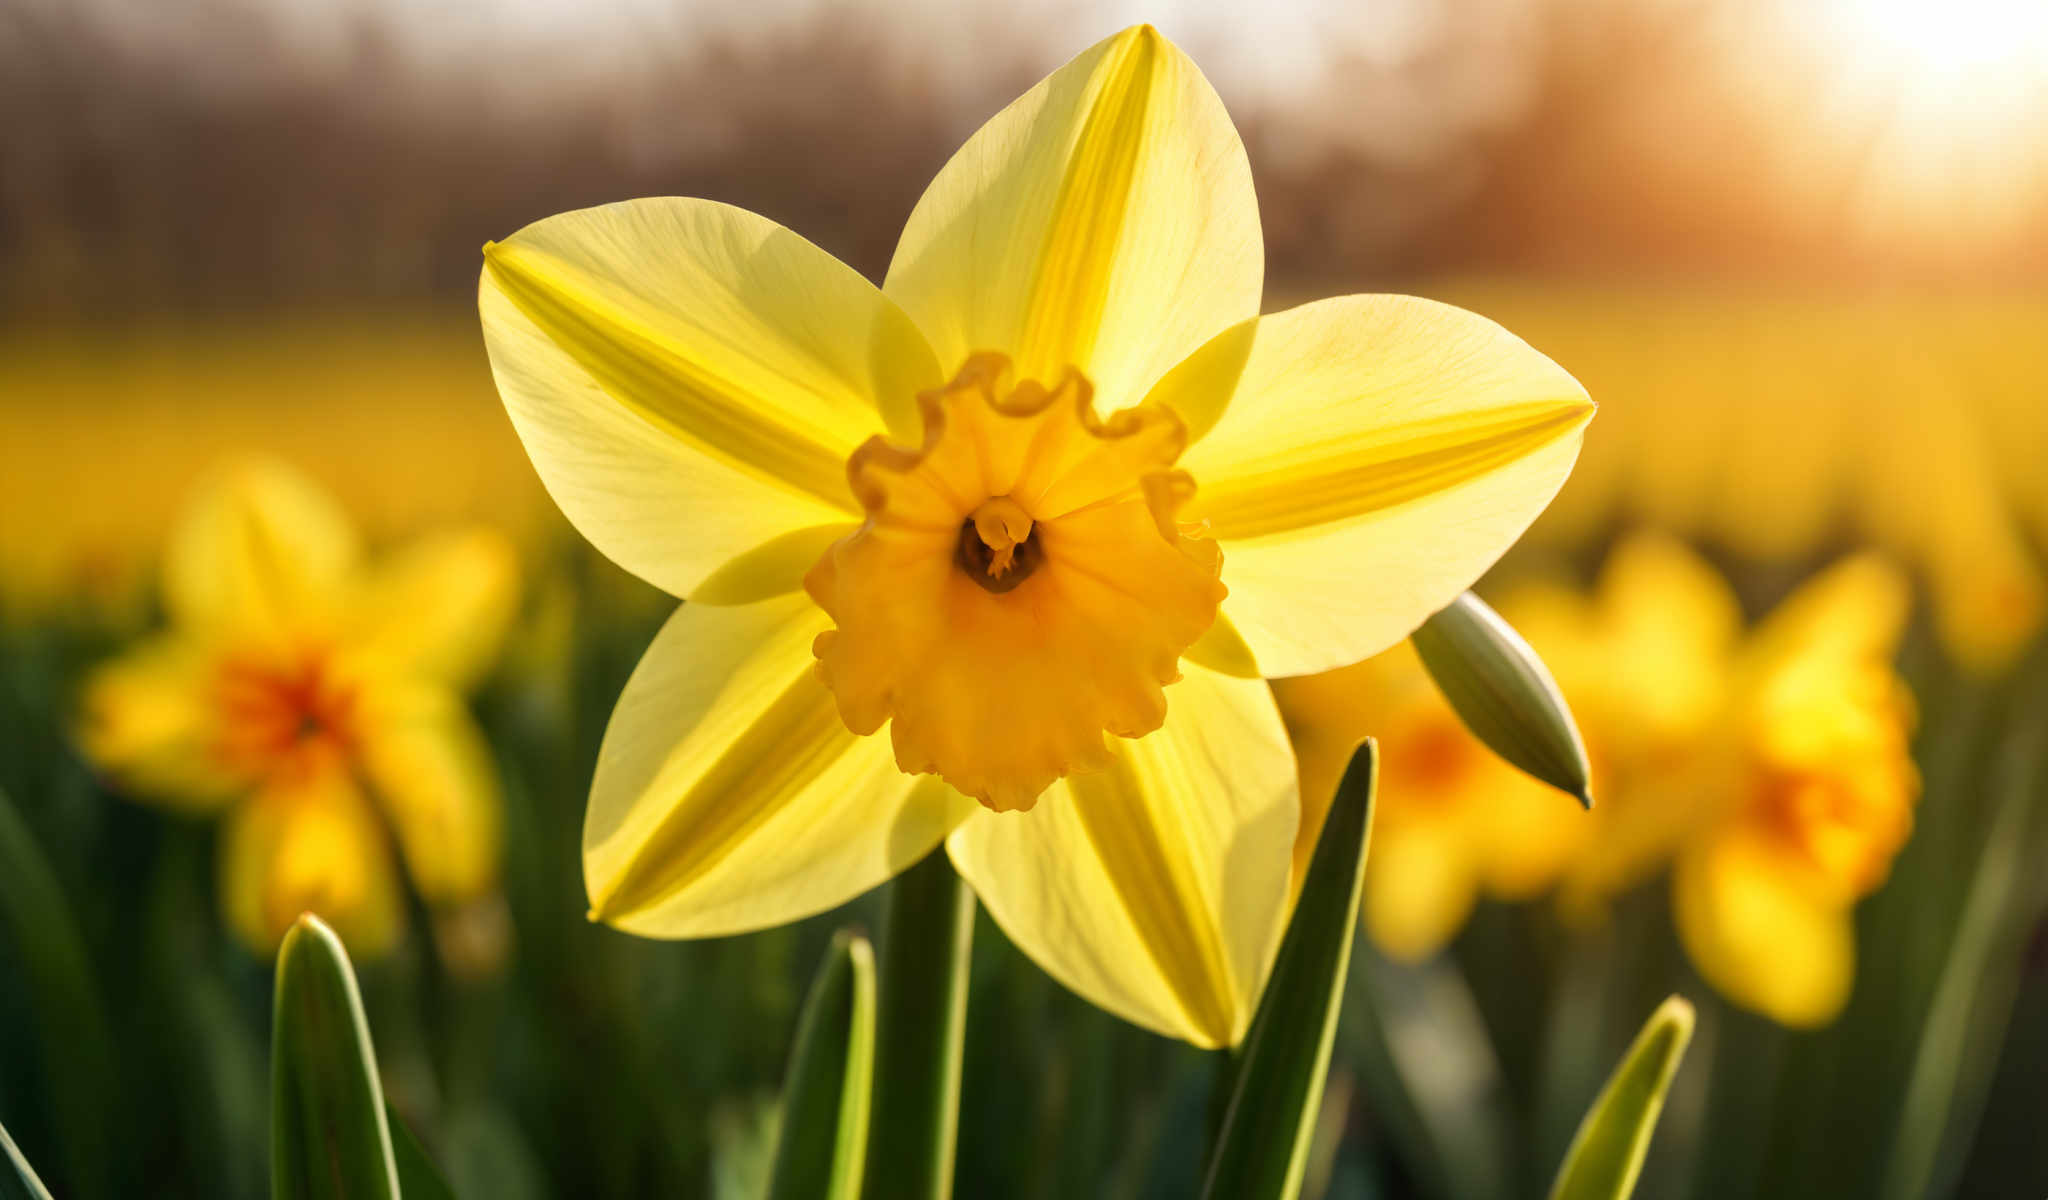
[1673,827,1856,1028]
[1739,553,1910,685]
[76,636,244,811]
[164,458,360,638]
[481,198,943,598]
[689,522,860,606]
[583,594,977,937]
[944,661,1297,1048]
[356,684,502,906]
[1583,534,1743,737]
[884,24,1261,414]
[348,528,519,689]
[1170,295,1592,677]
[220,768,404,960]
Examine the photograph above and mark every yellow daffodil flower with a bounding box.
[478,25,1590,1047]
[1274,641,1587,962]
[76,459,516,959]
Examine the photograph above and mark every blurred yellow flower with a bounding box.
[76,459,517,959]
[478,25,1590,1046]
[1666,555,1918,1027]
[1529,538,1918,1026]
[1279,534,1917,1027]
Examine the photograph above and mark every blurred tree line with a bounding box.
[3,0,2044,321]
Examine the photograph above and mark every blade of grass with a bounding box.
[1881,686,2048,1200]
[1547,996,1695,1200]
[767,930,877,1200]
[863,848,974,1200]
[270,914,401,1200]
[0,786,113,1199]
[2,1115,56,1200]
[1200,739,1377,1200]
[386,1105,457,1200]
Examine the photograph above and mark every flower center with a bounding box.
[1747,667,1915,899]
[956,497,1042,592]
[805,353,1225,812]
[214,644,360,780]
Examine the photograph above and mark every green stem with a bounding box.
[862,847,976,1200]
[1205,1045,1243,1159]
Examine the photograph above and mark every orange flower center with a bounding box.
[805,353,1226,812]
[214,644,361,782]
[1747,666,1917,900]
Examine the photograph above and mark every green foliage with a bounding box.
[1547,996,1694,1200]
[270,915,400,1200]
[1413,591,1593,808]
[0,786,114,1199]
[1201,740,1377,1200]
[767,931,877,1200]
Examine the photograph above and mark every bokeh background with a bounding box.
[3,0,2046,1196]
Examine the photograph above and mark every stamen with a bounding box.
[956,497,1042,593]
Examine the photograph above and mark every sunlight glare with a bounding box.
[1824,0,2048,74]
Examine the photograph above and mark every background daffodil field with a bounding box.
[3,2,2047,1198]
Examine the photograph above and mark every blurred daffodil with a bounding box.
[479,25,1590,1046]
[1279,534,1917,1027]
[1275,641,1586,962]
[1667,555,1917,1027]
[1525,537,1918,1026]
[77,459,516,959]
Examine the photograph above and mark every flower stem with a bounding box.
[863,846,976,1200]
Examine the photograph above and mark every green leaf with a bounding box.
[767,930,877,1200]
[1547,996,1695,1200]
[1201,739,1378,1200]
[2,1115,55,1200]
[863,848,975,1200]
[1412,591,1594,808]
[270,914,400,1200]
[386,1105,457,1200]
[0,786,114,1200]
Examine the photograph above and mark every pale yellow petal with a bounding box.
[356,684,502,905]
[76,636,243,811]
[945,662,1297,1048]
[688,522,859,606]
[884,25,1261,413]
[480,198,942,598]
[348,528,519,688]
[219,766,404,960]
[164,458,360,638]
[1171,295,1592,677]
[1673,827,1856,1028]
[583,594,976,937]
